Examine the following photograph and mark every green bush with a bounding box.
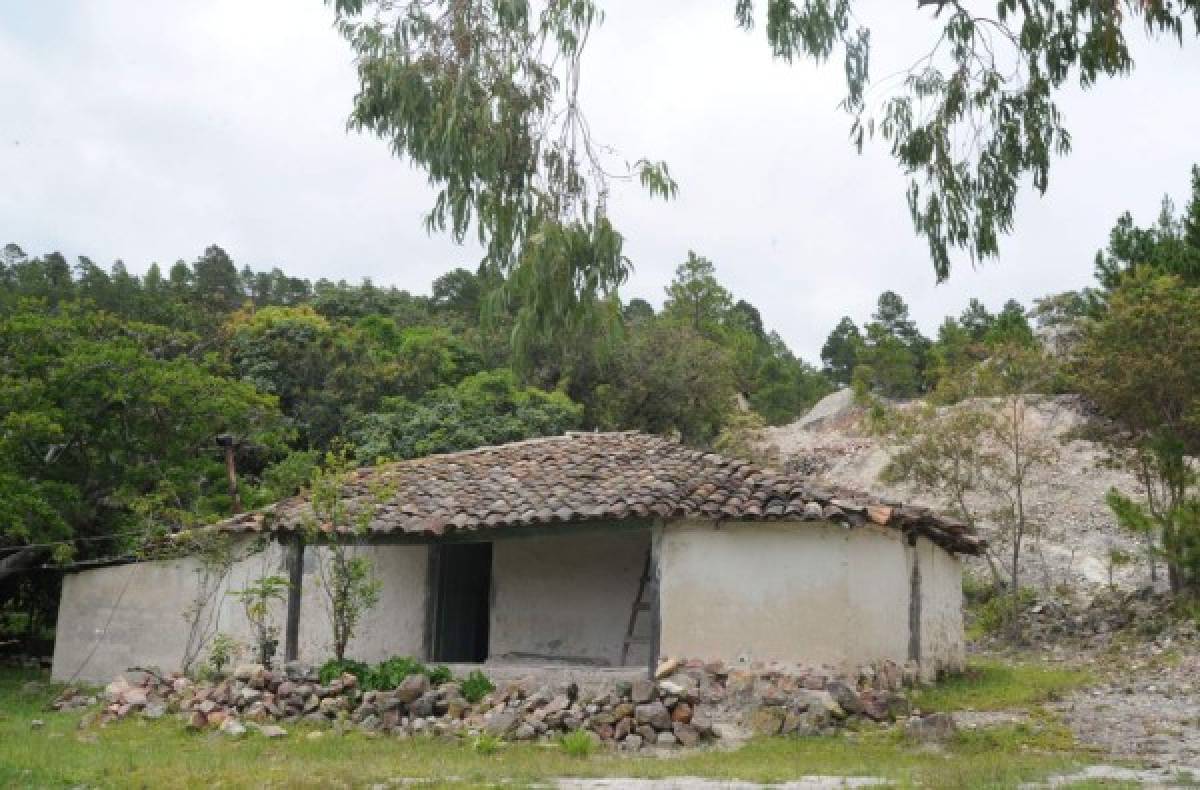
[460,669,495,703]
[559,729,597,758]
[472,733,502,755]
[318,658,371,686]
[427,664,453,686]
[368,656,427,690]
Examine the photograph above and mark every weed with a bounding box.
[911,660,1092,712]
[559,729,596,758]
[461,669,495,703]
[473,733,502,755]
[317,658,371,686]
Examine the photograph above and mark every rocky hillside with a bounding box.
[762,390,1153,593]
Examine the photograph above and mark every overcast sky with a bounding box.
[2,2,1197,361]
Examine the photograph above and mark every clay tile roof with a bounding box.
[217,431,982,554]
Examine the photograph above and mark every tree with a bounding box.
[1074,271,1200,595]
[661,252,733,338]
[883,342,1059,638]
[591,322,735,444]
[1094,167,1200,295]
[820,317,862,386]
[304,447,383,662]
[349,370,583,462]
[0,302,286,591]
[330,1,1200,287]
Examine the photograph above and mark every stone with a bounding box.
[30,719,45,729]
[658,680,687,697]
[623,734,643,750]
[904,713,957,743]
[187,711,208,730]
[513,722,536,740]
[630,679,656,704]
[233,664,265,682]
[240,688,263,704]
[207,710,228,728]
[306,731,325,740]
[825,681,863,715]
[484,710,518,737]
[613,702,635,720]
[220,718,247,738]
[410,691,437,718]
[358,714,381,732]
[635,702,671,730]
[748,706,786,736]
[636,725,658,744]
[614,717,634,740]
[259,725,288,738]
[671,701,693,724]
[142,702,167,720]
[655,658,681,679]
[396,674,430,704]
[672,721,700,747]
[123,688,148,707]
[543,694,570,714]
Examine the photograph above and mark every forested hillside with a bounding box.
[0,244,830,582]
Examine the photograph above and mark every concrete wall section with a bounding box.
[845,526,912,668]
[916,536,965,674]
[489,529,650,666]
[51,539,428,684]
[658,521,852,669]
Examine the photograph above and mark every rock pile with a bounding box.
[60,658,921,751]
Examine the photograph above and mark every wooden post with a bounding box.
[215,434,241,514]
[284,534,304,663]
[647,523,663,679]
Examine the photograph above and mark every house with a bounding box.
[51,431,981,685]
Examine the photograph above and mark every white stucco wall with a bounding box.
[51,538,428,684]
[658,520,964,675]
[916,536,965,673]
[847,526,914,667]
[489,529,650,666]
[659,521,852,668]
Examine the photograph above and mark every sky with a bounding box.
[1,2,1197,361]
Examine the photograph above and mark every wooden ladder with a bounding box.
[620,548,655,666]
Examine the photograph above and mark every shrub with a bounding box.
[472,733,502,755]
[318,658,371,686]
[559,729,597,758]
[427,664,453,686]
[368,656,427,690]
[460,669,494,703]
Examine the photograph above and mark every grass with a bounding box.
[558,729,597,758]
[0,665,1101,789]
[910,659,1093,713]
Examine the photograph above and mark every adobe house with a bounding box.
[51,432,981,685]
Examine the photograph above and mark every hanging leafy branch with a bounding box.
[331,0,1200,285]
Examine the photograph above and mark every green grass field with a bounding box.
[0,663,1102,789]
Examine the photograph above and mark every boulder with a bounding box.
[396,674,430,704]
[630,679,656,704]
[904,713,957,743]
[233,664,264,682]
[825,681,863,715]
[748,706,786,736]
[672,721,700,747]
[634,702,671,730]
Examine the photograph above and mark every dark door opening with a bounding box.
[432,542,492,663]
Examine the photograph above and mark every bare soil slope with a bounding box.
[763,391,1152,592]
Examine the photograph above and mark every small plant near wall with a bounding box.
[304,444,386,662]
[461,669,495,704]
[233,574,289,667]
[205,632,242,677]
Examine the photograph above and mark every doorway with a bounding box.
[431,542,492,662]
